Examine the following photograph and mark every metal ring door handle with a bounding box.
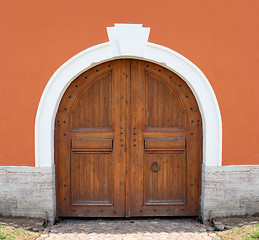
[151,162,160,173]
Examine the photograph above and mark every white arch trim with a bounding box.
[35,24,222,167]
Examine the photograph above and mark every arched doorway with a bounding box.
[55,59,202,217]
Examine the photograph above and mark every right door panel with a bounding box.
[128,60,202,217]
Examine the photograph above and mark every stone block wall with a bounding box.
[201,165,259,221]
[0,165,258,222]
[0,167,55,223]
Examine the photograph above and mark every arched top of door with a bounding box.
[35,24,222,167]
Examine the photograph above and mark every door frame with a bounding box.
[35,23,222,217]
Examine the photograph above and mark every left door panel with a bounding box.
[55,60,129,217]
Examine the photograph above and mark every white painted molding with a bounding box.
[35,24,222,167]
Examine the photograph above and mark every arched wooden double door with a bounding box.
[55,59,202,217]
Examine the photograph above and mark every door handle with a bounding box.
[151,162,160,173]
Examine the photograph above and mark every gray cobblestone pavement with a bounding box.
[37,218,221,240]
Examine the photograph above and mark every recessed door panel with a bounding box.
[71,152,113,206]
[144,152,186,206]
[72,73,112,128]
[145,72,186,129]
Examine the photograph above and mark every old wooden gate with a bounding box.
[55,59,202,217]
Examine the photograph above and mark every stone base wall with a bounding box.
[0,165,258,222]
[0,167,55,223]
[201,165,259,221]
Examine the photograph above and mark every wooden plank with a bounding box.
[71,139,113,152]
[144,138,185,151]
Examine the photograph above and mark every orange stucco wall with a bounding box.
[0,0,259,166]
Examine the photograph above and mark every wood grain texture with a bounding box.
[71,139,113,153]
[72,72,112,128]
[145,72,185,128]
[55,59,202,217]
[144,138,186,152]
